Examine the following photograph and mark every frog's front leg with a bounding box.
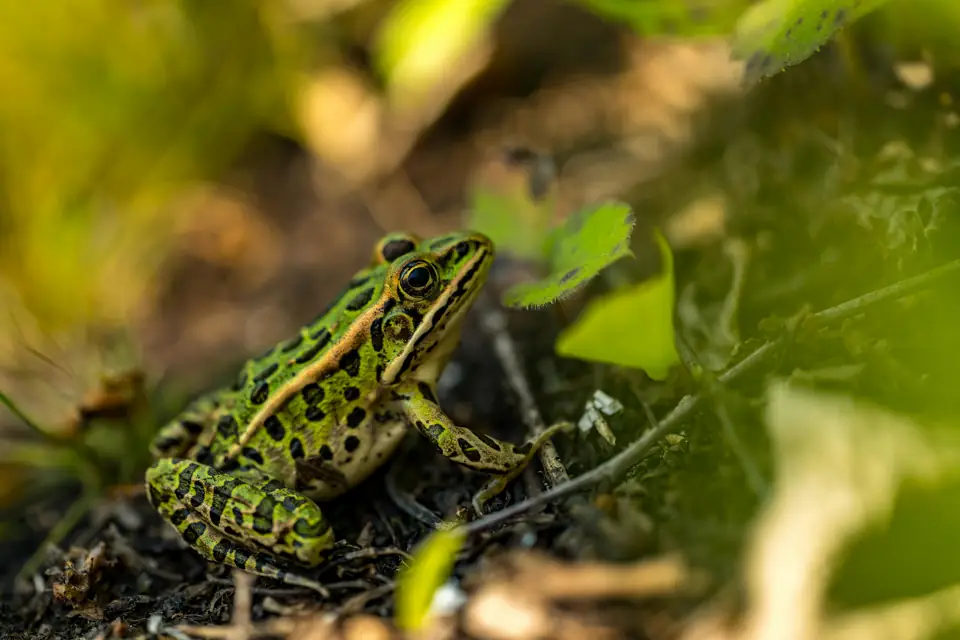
[394,381,569,514]
[145,458,335,593]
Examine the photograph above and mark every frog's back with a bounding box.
[150,262,388,469]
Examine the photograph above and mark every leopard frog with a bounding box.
[145,231,565,591]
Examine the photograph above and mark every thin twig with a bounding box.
[466,258,960,534]
[811,258,960,325]
[480,305,569,487]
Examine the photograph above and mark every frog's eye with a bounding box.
[376,233,419,264]
[398,260,439,299]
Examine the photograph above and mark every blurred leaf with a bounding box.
[732,0,893,84]
[0,1,285,332]
[468,187,555,262]
[555,230,678,380]
[576,0,747,37]
[467,147,559,261]
[503,201,635,308]
[395,524,466,631]
[374,0,508,100]
[742,382,960,639]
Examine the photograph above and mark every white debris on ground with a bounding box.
[577,389,624,445]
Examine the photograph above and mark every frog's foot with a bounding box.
[145,458,335,595]
[470,421,573,515]
[394,381,572,513]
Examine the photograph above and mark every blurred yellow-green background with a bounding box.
[0,0,753,434]
[3,0,960,464]
[3,0,960,472]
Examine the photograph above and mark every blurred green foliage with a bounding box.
[0,0,934,336]
[868,0,960,66]
[0,2,294,331]
[469,180,556,262]
[0,0,951,466]
[578,0,958,85]
[0,0,297,570]
[732,0,894,83]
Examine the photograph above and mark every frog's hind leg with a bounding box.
[145,458,335,594]
[155,500,330,594]
[148,390,226,458]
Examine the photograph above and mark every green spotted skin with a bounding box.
[145,230,566,591]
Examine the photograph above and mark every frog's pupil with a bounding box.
[407,266,430,288]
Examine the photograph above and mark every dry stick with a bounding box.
[480,306,570,487]
[466,258,960,535]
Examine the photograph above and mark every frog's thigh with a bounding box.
[146,458,335,578]
[148,390,225,458]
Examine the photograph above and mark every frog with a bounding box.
[144,230,567,592]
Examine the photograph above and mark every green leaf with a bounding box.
[555,230,679,380]
[502,201,636,308]
[395,524,466,631]
[732,0,894,84]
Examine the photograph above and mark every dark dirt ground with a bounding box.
[5,2,960,638]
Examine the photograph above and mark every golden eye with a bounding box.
[399,260,438,298]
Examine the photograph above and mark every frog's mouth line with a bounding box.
[380,242,493,385]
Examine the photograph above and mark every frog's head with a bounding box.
[377,231,495,386]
